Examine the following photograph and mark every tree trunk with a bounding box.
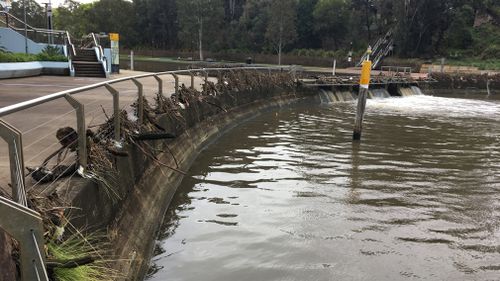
[199,17,204,61]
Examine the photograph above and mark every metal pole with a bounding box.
[353,48,372,141]
[0,120,26,206]
[104,84,121,141]
[64,95,87,172]
[23,0,28,54]
[131,78,144,126]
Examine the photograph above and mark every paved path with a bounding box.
[0,70,213,194]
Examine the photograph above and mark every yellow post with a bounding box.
[353,47,372,141]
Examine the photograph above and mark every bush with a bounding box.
[481,45,500,60]
[0,46,67,62]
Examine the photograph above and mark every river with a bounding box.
[147,93,500,281]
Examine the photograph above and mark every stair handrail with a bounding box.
[0,11,66,36]
[356,28,393,67]
[373,39,394,69]
[90,32,107,73]
[65,31,76,57]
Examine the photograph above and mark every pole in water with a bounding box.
[353,48,372,141]
[332,59,337,76]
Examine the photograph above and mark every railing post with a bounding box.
[153,74,164,108]
[104,84,121,141]
[64,95,87,172]
[0,196,48,281]
[171,74,179,95]
[153,75,163,96]
[131,78,144,126]
[217,71,223,84]
[203,69,209,84]
[0,119,27,206]
[189,71,195,89]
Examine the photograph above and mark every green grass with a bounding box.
[48,233,120,281]
[445,58,500,71]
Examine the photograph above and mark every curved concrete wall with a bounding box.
[60,86,314,281]
[0,61,69,79]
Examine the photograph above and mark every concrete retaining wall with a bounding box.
[0,27,64,54]
[0,61,69,79]
[57,82,314,281]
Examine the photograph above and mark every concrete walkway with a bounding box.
[0,70,213,194]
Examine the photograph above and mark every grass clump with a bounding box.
[47,232,120,281]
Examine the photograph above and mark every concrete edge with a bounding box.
[0,61,69,79]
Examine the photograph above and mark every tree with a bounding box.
[313,0,351,49]
[236,0,271,52]
[295,0,321,49]
[53,0,93,38]
[134,0,178,49]
[177,0,224,61]
[10,0,45,29]
[265,0,297,65]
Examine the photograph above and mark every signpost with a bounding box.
[110,33,120,73]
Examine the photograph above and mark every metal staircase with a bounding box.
[357,29,394,69]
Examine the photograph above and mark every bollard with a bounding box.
[353,56,372,141]
[130,50,134,71]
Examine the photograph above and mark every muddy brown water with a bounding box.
[147,93,500,281]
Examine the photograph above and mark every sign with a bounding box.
[109,33,120,73]
[109,33,119,42]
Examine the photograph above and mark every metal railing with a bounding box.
[0,195,48,281]
[0,66,294,280]
[380,66,412,77]
[0,65,294,202]
[0,11,67,46]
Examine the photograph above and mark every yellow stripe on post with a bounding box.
[359,60,372,89]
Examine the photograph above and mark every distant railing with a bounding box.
[380,66,412,77]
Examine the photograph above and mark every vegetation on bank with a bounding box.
[7,0,500,65]
[0,46,68,63]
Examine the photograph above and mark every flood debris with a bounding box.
[430,72,500,90]
[6,70,297,281]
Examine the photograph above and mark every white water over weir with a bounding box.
[318,86,422,104]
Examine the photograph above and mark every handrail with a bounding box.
[0,66,293,117]
[90,32,106,72]
[0,11,66,35]
[65,31,76,57]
